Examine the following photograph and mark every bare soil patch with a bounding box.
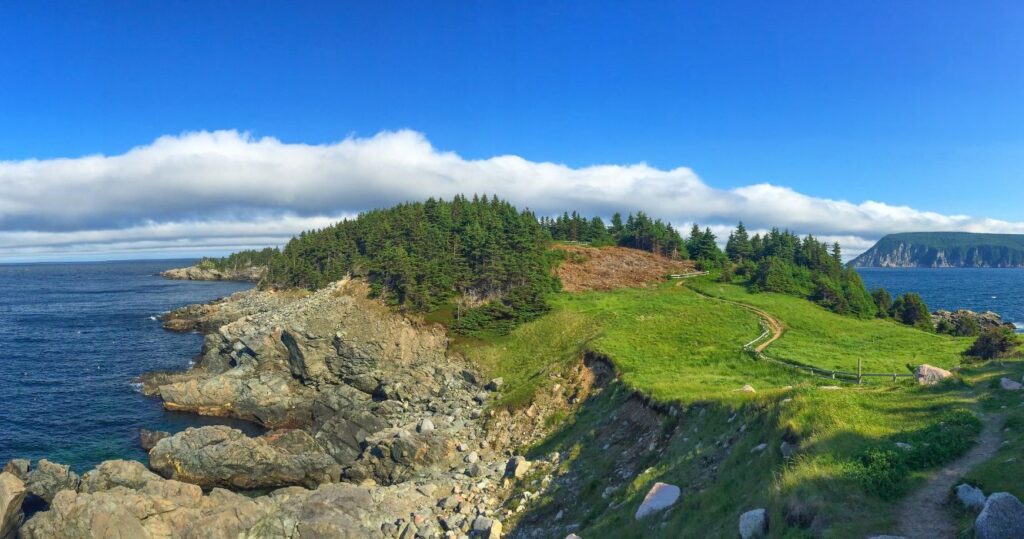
[554,244,693,292]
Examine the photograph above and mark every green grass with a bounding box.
[688,276,972,374]
[461,282,809,407]
[456,277,1021,537]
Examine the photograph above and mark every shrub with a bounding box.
[963,327,1022,360]
[849,409,982,499]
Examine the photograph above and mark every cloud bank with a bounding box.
[2,129,1022,260]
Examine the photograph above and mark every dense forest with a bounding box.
[264,195,559,334]
[720,224,877,317]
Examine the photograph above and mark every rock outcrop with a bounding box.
[160,264,266,282]
[24,460,80,503]
[79,460,162,494]
[149,426,339,490]
[933,309,1016,335]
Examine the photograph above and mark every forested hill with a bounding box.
[850,232,1024,268]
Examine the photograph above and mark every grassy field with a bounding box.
[456,266,1021,537]
[687,276,973,374]
[460,283,809,407]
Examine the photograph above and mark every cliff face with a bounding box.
[850,232,1024,268]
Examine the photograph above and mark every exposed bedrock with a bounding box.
[148,426,340,490]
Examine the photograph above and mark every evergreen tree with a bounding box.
[872,288,893,318]
[725,222,753,263]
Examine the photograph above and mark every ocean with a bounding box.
[0,260,261,473]
[858,267,1024,331]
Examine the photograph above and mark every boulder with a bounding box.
[485,378,504,391]
[999,378,1023,391]
[955,483,987,511]
[79,460,161,493]
[25,459,80,503]
[635,482,681,520]
[780,442,798,459]
[138,429,170,452]
[149,426,339,489]
[976,492,1024,539]
[0,472,26,539]
[739,508,769,539]
[738,384,756,393]
[472,515,503,539]
[915,364,953,385]
[506,456,532,479]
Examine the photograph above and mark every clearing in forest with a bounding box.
[554,244,693,292]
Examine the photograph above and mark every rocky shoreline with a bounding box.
[160,264,267,283]
[1,276,596,538]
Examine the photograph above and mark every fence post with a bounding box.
[857,358,862,385]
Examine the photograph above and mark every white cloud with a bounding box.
[2,129,1022,260]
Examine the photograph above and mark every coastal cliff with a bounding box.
[850,232,1024,268]
[3,276,602,538]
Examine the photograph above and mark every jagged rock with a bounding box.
[1000,378,1023,391]
[311,384,390,465]
[976,492,1024,539]
[152,366,317,428]
[739,508,768,538]
[932,309,1015,335]
[1,461,28,482]
[915,364,953,385]
[472,516,502,538]
[418,419,435,433]
[635,482,680,520]
[506,456,531,479]
[79,460,162,493]
[25,459,80,503]
[780,442,798,458]
[955,483,987,511]
[345,428,458,484]
[485,378,504,391]
[0,472,26,539]
[149,426,339,489]
[138,429,170,452]
[751,443,768,453]
[895,442,913,451]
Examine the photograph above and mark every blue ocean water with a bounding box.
[858,268,1024,331]
[0,260,261,473]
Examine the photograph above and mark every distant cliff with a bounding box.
[850,232,1024,268]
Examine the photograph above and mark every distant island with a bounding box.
[850,232,1024,268]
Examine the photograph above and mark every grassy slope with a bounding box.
[458,268,1022,537]
[687,276,972,374]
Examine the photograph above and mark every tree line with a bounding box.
[542,211,686,258]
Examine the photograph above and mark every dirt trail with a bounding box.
[894,414,1004,539]
[686,286,784,352]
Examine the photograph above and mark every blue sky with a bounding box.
[1,1,1023,260]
